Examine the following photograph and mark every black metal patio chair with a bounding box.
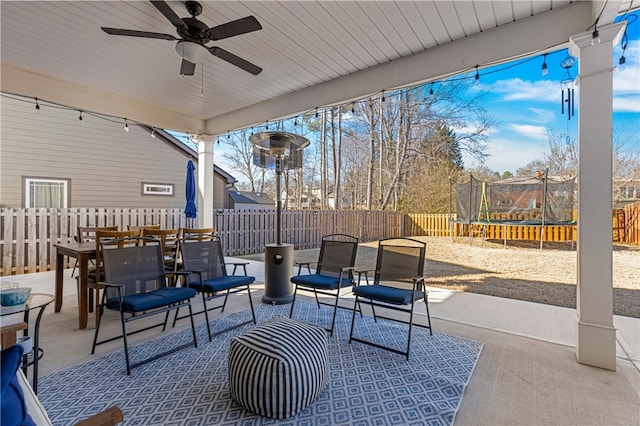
[349,237,432,360]
[91,237,198,375]
[176,237,256,342]
[289,234,359,335]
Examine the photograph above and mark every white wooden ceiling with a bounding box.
[1,1,636,135]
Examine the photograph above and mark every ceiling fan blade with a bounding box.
[209,46,262,75]
[208,16,262,41]
[180,59,197,76]
[101,27,177,41]
[150,0,187,29]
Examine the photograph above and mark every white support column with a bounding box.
[194,135,215,229]
[569,22,625,371]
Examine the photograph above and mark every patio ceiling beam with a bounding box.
[204,1,597,135]
[1,64,205,134]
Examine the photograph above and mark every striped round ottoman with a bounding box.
[228,317,329,419]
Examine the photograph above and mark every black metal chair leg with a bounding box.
[120,310,131,376]
[349,296,359,343]
[202,292,213,342]
[288,286,298,319]
[246,285,256,324]
[187,303,198,348]
[220,289,230,313]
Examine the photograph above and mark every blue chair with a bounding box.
[91,238,198,375]
[177,237,256,342]
[289,234,359,335]
[349,237,432,360]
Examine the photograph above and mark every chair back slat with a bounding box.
[76,226,118,243]
[127,224,160,231]
[102,242,166,299]
[316,234,358,279]
[375,238,425,287]
[179,237,227,281]
[181,228,216,242]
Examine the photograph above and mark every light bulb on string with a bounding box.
[474,66,480,85]
[315,107,319,118]
[429,83,434,97]
[150,128,156,139]
[124,118,129,132]
[35,97,40,112]
[381,90,385,102]
[351,103,355,114]
[78,111,83,122]
[541,54,549,76]
[294,116,298,126]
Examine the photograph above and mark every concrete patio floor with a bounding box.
[4,258,639,425]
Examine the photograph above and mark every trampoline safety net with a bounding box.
[456,174,576,225]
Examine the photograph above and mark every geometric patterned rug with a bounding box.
[39,300,483,426]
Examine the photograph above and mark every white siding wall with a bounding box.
[1,96,227,209]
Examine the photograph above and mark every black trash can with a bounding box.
[262,244,294,304]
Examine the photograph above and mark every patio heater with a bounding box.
[249,131,310,304]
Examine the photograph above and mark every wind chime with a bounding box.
[560,55,576,121]
[560,54,577,144]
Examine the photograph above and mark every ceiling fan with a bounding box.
[101,0,262,76]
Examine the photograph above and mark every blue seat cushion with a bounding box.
[1,345,35,426]
[106,287,196,312]
[353,284,424,305]
[186,275,255,293]
[291,273,353,290]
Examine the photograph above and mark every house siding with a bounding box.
[1,96,228,209]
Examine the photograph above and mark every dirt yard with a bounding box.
[247,236,640,318]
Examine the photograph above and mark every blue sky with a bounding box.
[462,22,640,173]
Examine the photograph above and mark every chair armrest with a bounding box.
[166,271,191,276]
[73,406,124,426]
[97,281,125,288]
[295,261,316,267]
[353,268,376,285]
[225,262,249,276]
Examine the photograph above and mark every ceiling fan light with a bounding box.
[175,41,210,64]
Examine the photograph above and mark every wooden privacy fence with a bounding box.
[615,202,640,244]
[2,205,638,275]
[0,208,403,275]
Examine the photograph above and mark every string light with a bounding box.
[541,54,549,76]
[351,103,355,114]
[78,111,83,122]
[150,128,156,138]
[227,130,230,139]
[11,45,574,145]
[591,17,600,46]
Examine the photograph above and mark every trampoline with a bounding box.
[451,171,576,248]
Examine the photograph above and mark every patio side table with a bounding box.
[1,293,55,394]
